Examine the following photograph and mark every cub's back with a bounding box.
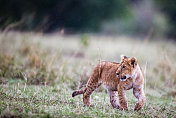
[99,62,120,89]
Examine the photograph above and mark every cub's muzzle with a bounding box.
[120,76,127,81]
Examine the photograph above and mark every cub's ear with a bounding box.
[120,55,127,60]
[130,57,137,68]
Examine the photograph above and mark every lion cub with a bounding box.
[72,55,146,111]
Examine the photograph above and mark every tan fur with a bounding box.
[116,56,146,111]
[72,56,146,111]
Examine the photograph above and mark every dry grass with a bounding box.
[0,32,176,117]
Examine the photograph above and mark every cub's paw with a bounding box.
[119,106,129,111]
[83,104,94,107]
[112,105,120,109]
[134,103,142,111]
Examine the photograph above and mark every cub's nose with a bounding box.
[121,76,126,80]
[116,72,119,76]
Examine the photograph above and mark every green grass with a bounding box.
[0,84,175,117]
[0,32,176,117]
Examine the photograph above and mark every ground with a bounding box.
[0,32,176,117]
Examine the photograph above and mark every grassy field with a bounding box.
[0,32,176,117]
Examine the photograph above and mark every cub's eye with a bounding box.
[122,65,126,69]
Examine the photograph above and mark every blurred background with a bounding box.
[0,0,176,38]
[0,0,176,117]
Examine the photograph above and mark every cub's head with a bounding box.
[116,55,137,81]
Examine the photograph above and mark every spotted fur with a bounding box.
[72,55,146,111]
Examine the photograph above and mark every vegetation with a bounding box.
[154,0,176,37]
[0,0,128,32]
[0,0,176,38]
[0,32,176,117]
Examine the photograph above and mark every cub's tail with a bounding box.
[72,88,86,97]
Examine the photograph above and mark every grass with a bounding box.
[0,84,175,117]
[0,32,176,117]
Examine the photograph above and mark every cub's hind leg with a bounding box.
[72,63,103,106]
[83,63,103,106]
[83,82,101,106]
[108,90,120,109]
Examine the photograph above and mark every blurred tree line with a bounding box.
[0,0,128,32]
[0,0,175,37]
[154,0,176,37]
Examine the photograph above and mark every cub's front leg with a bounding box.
[108,89,120,109]
[133,86,146,111]
[117,84,128,110]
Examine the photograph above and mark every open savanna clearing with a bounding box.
[0,32,176,117]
